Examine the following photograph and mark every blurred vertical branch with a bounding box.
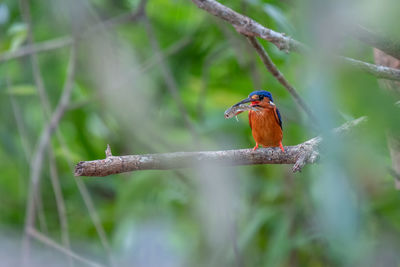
[22,44,77,265]
[18,0,51,115]
[373,48,400,189]
[15,0,155,265]
[48,148,73,266]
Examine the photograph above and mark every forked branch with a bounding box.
[191,0,400,81]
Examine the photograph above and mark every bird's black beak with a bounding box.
[233,97,252,107]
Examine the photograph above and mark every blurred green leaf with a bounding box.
[7,23,27,51]
[6,84,36,96]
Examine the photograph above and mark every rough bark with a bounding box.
[74,117,367,177]
[191,0,400,82]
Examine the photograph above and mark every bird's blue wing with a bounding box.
[275,107,283,129]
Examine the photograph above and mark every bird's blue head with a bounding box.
[233,90,274,107]
[249,90,273,102]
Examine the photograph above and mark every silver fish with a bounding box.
[224,104,261,119]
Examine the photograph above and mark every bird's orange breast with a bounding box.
[249,108,282,147]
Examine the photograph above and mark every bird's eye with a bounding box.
[259,95,264,100]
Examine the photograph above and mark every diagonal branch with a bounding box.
[191,0,305,52]
[341,56,400,81]
[27,227,105,267]
[74,117,367,176]
[246,36,318,125]
[0,36,73,63]
[191,0,400,82]
[48,148,73,266]
[353,24,400,61]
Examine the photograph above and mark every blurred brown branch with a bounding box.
[74,117,366,176]
[0,36,73,63]
[373,48,400,190]
[191,0,400,82]
[22,45,77,264]
[27,227,105,267]
[354,25,400,61]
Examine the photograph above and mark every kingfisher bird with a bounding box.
[233,90,284,152]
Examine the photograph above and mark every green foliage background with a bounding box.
[1,0,400,266]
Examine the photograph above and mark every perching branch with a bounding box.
[75,117,367,176]
[191,0,400,82]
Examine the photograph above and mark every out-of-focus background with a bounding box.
[1,0,400,266]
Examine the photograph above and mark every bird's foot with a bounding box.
[279,141,285,152]
[253,143,259,151]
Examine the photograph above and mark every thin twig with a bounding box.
[341,56,400,81]
[19,0,55,262]
[246,36,318,125]
[27,227,105,267]
[190,0,400,82]
[0,36,73,63]
[74,177,116,266]
[8,80,32,161]
[48,148,73,266]
[22,45,77,264]
[19,0,51,116]
[353,24,400,61]
[75,117,367,176]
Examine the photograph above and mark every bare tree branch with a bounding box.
[48,148,73,266]
[191,0,305,52]
[27,227,105,267]
[342,56,400,81]
[190,0,400,82]
[22,45,77,264]
[19,0,51,116]
[74,117,366,176]
[0,36,73,63]
[353,24,400,61]
[246,36,318,125]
